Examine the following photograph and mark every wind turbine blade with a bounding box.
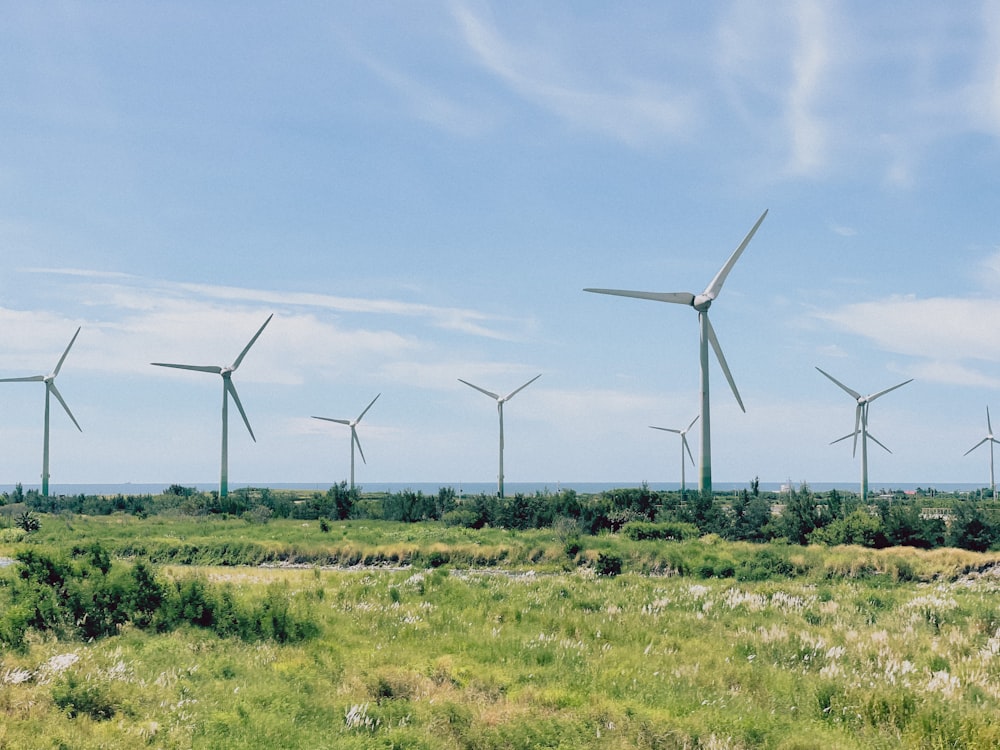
[682,436,695,466]
[830,430,858,446]
[815,367,863,401]
[867,432,892,453]
[357,393,380,422]
[0,375,45,382]
[686,415,699,431]
[868,378,913,402]
[503,374,541,402]
[151,362,223,374]
[226,380,256,442]
[52,327,82,376]
[703,210,768,300]
[231,314,273,370]
[704,314,745,412]
[584,289,695,305]
[458,379,499,400]
[354,429,367,464]
[649,426,681,434]
[965,438,989,456]
[312,416,351,425]
[988,406,994,435]
[48,382,82,432]
[852,403,862,457]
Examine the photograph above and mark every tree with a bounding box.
[779,483,819,545]
[947,501,996,552]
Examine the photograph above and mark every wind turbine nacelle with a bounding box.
[692,294,713,311]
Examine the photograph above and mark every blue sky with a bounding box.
[3,1,1000,489]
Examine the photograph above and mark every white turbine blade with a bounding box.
[231,314,273,371]
[867,432,892,453]
[867,378,913,402]
[852,403,862,457]
[830,430,858,446]
[52,327,81,377]
[226,380,256,442]
[703,210,768,300]
[704,314,745,412]
[815,367,863,401]
[503,374,541,402]
[151,362,223,374]
[0,375,45,382]
[312,416,351,425]
[686,415,699,431]
[458,378,499,400]
[584,288,695,305]
[988,406,994,435]
[357,393,380,422]
[965,438,989,456]
[48,382,82,432]
[649,425,681,434]
[682,435,695,466]
[353,429,367,464]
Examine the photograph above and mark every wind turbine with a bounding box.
[0,327,82,497]
[964,406,999,500]
[312,393,380,490]
[151,314,273,498]
[649,415,698,494]
[459,374,541,498]
[816,367,912,503]
[585,210,767,495]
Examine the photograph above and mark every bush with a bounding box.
[2,547,317,645]
[595,552,623,577]
[622,521,700,542]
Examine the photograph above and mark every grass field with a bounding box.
[3,515,1000,748]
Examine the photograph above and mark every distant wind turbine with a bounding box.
[313,393,380,490]
[151,314,273,498]
[0,327,82,497]
[964,406,999,500]
[459,374,541,498]
[649,416,698,494]
[585,210,767,495]
[816,367,912,503]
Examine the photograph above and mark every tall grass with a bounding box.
[4,516,1000,747]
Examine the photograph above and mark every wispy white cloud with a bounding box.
[817,293,1000,387]
[23,268,530,341]
[785,1,833,176]
[450,1,694,146]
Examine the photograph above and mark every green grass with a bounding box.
[3,515,1000,747]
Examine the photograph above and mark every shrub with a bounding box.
[622,521,700,541]
[595,552,623,577]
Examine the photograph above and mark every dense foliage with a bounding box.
[0,544,318,651]
[3,479,1000,551]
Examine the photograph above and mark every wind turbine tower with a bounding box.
[816,367,911,503]
[313,393,380,490]
[964,406,999,500]
[585,210,767,495]
[459,374,541,498]
[650,416,698,494]
[0,327,82,497]
[152,314,273,498]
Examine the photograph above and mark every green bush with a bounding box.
[622,521,700,542]
[595,552,623,577]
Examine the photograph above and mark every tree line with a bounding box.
[4,480,1000,552]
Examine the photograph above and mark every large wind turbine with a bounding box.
[816,367,912,503]
[585,210,767,495]
[152,314,273,498]
[459,374,541,498]
[0,327,82,496]
[964,406,999,500]
[649,415,698,494]
[313,393,380,490]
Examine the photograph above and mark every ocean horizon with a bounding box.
[0,480,989,497]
